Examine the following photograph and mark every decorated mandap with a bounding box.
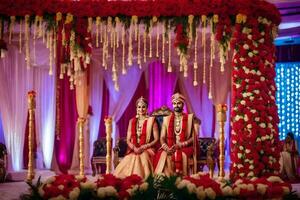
[0,0,294,199]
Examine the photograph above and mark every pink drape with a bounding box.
[54,76,78,174]
[147,61,178,113]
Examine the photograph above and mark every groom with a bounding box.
[154,93,197,176]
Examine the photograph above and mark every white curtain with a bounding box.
[33,67,56,169]
[105,66,142,146]
[0,40,56,171]
[0,45,29,171]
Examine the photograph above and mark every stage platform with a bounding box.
[0,170,299,200]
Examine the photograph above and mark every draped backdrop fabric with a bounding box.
[0,33,233,173]
[0,43,56,171]
[105,66,143,147]
[69,71,91,173]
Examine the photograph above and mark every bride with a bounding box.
[114,97,159,179]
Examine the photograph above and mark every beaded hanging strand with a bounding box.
[202,15,207,84]
[122,25,126,74]
[162,21,165,64]
[167,21,172,72]
[193,27,198,86]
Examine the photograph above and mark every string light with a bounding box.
[275,63,300,139]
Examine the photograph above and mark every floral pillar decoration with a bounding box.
[27,91,36,182]
[230,14,281,179]
[78,117,86,176]
[217,104,227,178]
[104,116,113,174]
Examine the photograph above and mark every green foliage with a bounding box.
[20,176,43,200]
[131,176,157,200]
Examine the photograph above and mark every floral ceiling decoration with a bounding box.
[0,0,281,179]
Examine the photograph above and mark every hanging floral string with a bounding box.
[102,23,107,69]
[162,21,165,64]
[137,27,141,68]
[153,16,159,58]
[202,15,207,84]
[167,21,172,72]
[133,16,138,41]
[188,15,194,46]
[149,19,153,58]
[122,25,126,74]
[115,17,120,48]
[193,27,198,86]
[53,30,57,60]
[128,16,133,66]
[9,16,15,44]
[212,15,218,59]
[25,15,30,68]
[100,17,103,44]
[143,31,147,63]
[19,19,22,53]
[107,17,113,49]
[96,17,100,48]
[33,16,39,65]
[112,28,118,90]
[49,30,53,75]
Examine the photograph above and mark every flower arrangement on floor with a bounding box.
[21,173,296,200]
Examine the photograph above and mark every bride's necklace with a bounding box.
[136,117,146,143]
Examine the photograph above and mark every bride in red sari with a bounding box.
[114,97,159,179]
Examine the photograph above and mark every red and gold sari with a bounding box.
[114,117,156,179]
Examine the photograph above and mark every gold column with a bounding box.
[104,116,112,174]
[78,117,86,176]
[26,91,36,182]
[216,104,227,178]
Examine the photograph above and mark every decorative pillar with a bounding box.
[78,117,86,176]
[104,116,112,174]
[217,104,227,178]
[26,91,36,182]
